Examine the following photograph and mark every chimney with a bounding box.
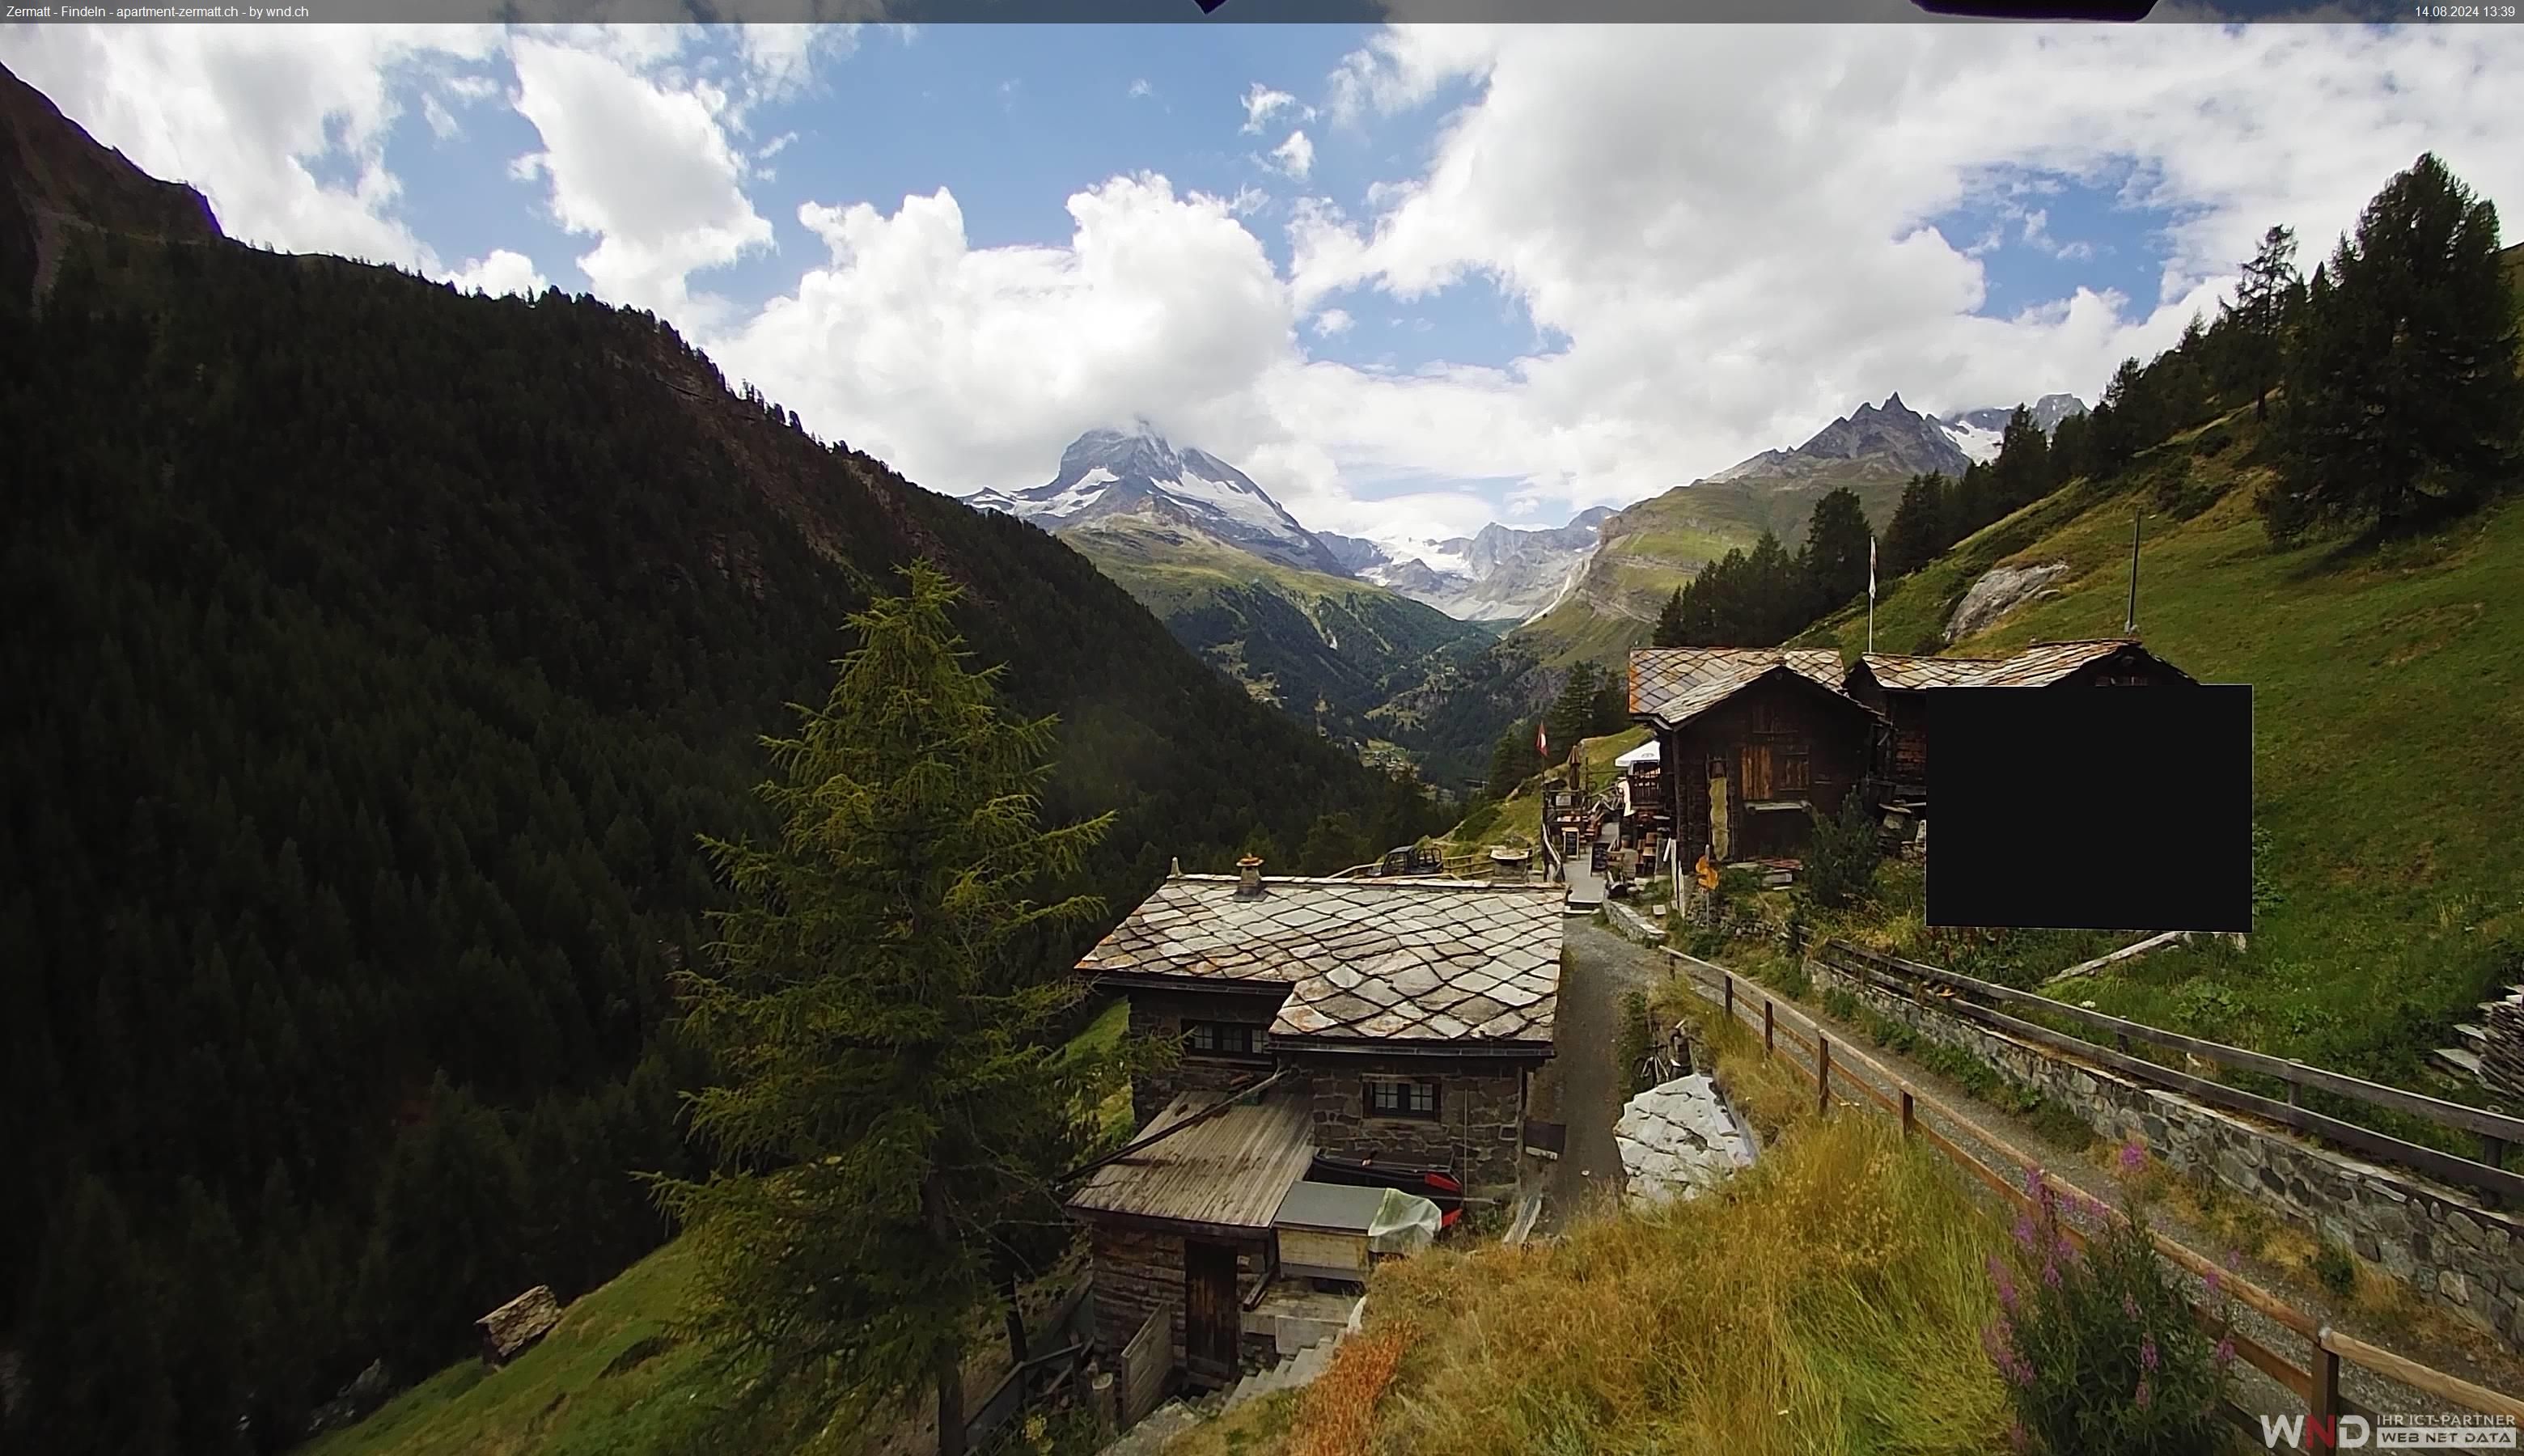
[1236,856,1264,897]
[1169,856,1182,879]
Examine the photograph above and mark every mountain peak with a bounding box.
[984,427,1349,577]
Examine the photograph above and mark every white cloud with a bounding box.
[445,248,550,298]
[1268,129,1315,182]
[1312,308,1354,338]
[422,93,459,140]
[0,23,504,270]
[1129,78,1154,99]
[507,36,775,328]
[1240,83,1310,134]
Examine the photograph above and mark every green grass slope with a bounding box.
[1066,516,1497,752]
[1802,409,2524,1096]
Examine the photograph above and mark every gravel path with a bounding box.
[1531,919,1670,1234]
[1654,947,2524,1431]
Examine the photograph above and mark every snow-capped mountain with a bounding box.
[966,423,1349,577]
[1320,508,1618,623]
[1935,394,2090,463]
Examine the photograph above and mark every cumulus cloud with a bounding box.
[1268,129,1315,181]
[1129,77,1154,99]
[1312,308,1354,338]
[445,248,550,298]
[507,36,775,328]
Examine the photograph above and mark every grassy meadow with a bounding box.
[1798,408,2524,1109]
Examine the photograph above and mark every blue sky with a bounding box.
[7,21,2518,542]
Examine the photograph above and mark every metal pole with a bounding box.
[2125,505,2142,637]
[1818,1035,1832,1117]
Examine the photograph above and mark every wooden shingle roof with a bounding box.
[1065,1091,1316,1235]
[1077,875,1565,1050]
[1628,647,1853,729]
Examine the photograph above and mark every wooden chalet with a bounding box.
[1627,648,1882,867]
[1842,638,2198,804]
[1066,860,1563,1385]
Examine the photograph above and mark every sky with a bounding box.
[4,19,2520,548]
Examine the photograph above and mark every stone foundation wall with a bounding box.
[1281,1053,1531,1197]
[1087,1225,1273,1371]
[2484,993,2524,1101]
[1804,954,2524,1348]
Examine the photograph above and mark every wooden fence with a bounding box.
[1118,1307,1171,1428]
[1815,939,2524,1204]
[1667,948,2524,1452]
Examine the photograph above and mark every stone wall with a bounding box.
[2484,991,2524,1101]
[1804,954,2524,1348]
[1087,1225,1273,1373]
[1280,1052,1531,1197]
[1125,985,1286,1128]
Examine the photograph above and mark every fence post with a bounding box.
[1818,1035,1832,1117]
[1723,972,1734,1022]
[2309,1330,2341,1454]
[1900,1087,1916,1140]
[1764,1000,1775,1055]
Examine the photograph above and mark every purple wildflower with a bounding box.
[2214,1335,2236,1369]
[2141,1335,2160,1373]
[2135,1376,2153,1412]
[1996,1265,2018,1313]
[2023,1164,2045,1201]
[2009,1421,2031,1454]
[2120,1140,2148,1174]
[2204,1264,2225,1297]
[2122,1293,2140,1319]
[2014,1213,2038,1251]
[2042,1258,2063,1290]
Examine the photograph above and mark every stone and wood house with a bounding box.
[1841,638,2198,806]
[1063,860,1563,1386]
[1627,647,1884,869]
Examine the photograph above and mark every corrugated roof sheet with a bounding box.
[1628,647,1852,729]
[1066,1091,1316,1233]
[1078,875,1564,1048]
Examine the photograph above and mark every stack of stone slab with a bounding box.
[1614,1074,1756,1213]
[2481,988,2524,1100]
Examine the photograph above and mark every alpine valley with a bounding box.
[972,395,2082,788]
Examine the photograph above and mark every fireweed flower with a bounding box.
[2014,1213,2038,1250]
[2120,1140,2148,1173]
[2043,1258,2063,1289]
[2141,1335,2160,1372]
[2204,1264,2225,1297]
[2215,1335,2236,1369]
[2122,1293,2140,1319]
[2136,1376,2153,1412]
[2023,1165,2045,1201]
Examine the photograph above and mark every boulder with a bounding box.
[1615,1074,1756,1213]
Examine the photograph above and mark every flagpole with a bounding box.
[1867,535,1877,654]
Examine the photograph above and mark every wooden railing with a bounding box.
[1666,949,2524,1445]
[1814,939,2524,1202]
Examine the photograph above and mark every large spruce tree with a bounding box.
[2268,153,2521,540]
[654,563,1131,1454]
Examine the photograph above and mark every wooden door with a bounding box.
[1741,744,1774,801]
[1182,1241,1239,1383]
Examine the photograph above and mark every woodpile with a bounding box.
[477,1285,561,1368]
[2484,991,2524,1100]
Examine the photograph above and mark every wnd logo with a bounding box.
[2260,1414,2370,1449]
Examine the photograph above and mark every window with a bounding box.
[1363,1077,1441,1120]
[1778,742,1810,792]
[1184,1022,1263,1058]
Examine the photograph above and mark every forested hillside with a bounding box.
[0,65,1442,1454]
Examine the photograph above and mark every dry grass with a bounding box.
[1285,1323,1416,1456]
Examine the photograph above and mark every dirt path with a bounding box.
[1660,949,2524,1428]
[1531,919,1671,1234]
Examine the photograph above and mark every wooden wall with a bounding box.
[1660,677,1874,866]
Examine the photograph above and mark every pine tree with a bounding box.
[1547,662,1599,760]
[1799,488,1872,619]
[653,563,1129,1454]
[1881,473,1949,579]
[1488,721,1539,796]
[20,1178,179,1456]
[1590,662,1630,735]
[2268,154,2521,540]
[1653,588,1686,649]
[1992,405,2052,512]
[2221,224,2301,419]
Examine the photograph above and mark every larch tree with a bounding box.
[653,562,1131,1455]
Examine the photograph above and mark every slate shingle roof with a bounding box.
[1855,640,2194,690]
[1853,653,2005,691]
[1076,875,1564,1048]
[1628,647,1853,729]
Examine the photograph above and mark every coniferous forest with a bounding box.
[0,82,1445,1451]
